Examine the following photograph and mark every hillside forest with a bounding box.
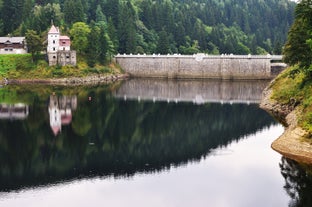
[0,0,295,62]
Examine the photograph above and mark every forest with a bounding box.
[0,0,296,61]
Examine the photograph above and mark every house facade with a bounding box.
[0,37,27,54]
[47,25,76,66]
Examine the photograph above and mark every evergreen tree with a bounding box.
[283,0,312,74]
[1,0,22,34]
[107,17,118,53]
[118,1,137,53]
[86,22,101,67]
[95,4,106,23]
[0,0,297,57]
[64,0,85,25]
[156,30,170,54]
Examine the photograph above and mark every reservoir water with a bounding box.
[0,79,311,207]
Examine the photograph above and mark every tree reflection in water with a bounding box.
[0,87,276,191]
[280,157,312,207]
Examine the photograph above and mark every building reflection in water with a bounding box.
[0,103,29,120]
[49,95,77,136]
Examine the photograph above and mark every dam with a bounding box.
[115,54,285,79]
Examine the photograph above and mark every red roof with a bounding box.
[48,25,59,34]
[60,36,70,40]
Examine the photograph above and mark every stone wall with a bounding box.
[57,51,76,66]
[115,54,283,79]
[48,51,77,66]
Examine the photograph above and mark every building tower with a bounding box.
[47,24,76,66]
[47,25,60,66]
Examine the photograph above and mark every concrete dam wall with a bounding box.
[114,79,270,104]
[115,54,285,80]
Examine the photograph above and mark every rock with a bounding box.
[260,85,312,164]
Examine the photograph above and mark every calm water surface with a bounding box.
[0,79,311,207]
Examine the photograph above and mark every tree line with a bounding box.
[283,0,312,77]
[0,0,295,65]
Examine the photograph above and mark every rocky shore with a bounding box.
[1,73,129,86]
[260,85,312,164]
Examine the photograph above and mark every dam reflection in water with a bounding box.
[0,79,310,207]
[114,78,270,104]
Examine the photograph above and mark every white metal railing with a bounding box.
[115,53,283,61]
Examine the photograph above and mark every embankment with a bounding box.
[260,86,312,164]
[1,74,129,86]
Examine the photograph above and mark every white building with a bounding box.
[47,25,76,66]
[0,37,27,54]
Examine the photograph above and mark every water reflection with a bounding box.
[114,79,270,104]
[280,157,312,207]
[49,95,77,135]
[0,103,29,120]
[0,82,276,191]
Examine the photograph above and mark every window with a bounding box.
[53,40,55,44]
[53,56,56,59]
[53,47,55,51]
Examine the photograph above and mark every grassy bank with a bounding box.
[0,54,123,80]
[269,65,312,137]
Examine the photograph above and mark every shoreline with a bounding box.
[1,73,130,86]
[260,85,312,164]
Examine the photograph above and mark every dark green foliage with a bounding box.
[86,22,101,67]
[0,0,295,57]
[156,30,170,54]
[25,30,43,62]
[64,0,86,25]
[283,0,312,77]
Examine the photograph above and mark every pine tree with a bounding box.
[64,0,86,25]
[118,1,137,53]
[86,22,101,67]
[156,30,169,54]
[283,0,312,73]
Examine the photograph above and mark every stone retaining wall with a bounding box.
[115,54,283,79]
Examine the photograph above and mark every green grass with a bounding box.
[0,54,33,77]
[270,65,312,135]
[0,54,122,80]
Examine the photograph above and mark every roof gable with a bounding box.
[0,37,25,44]
[48,25,59,34]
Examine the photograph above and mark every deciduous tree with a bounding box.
[25,30,43,62]
[70,22,91,54]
